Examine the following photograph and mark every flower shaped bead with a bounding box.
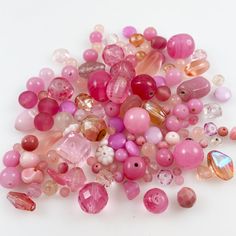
[95,145,114,166]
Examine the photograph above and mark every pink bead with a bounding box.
[156,148,174,167]
[230,127,236,140]
[125,141,140,156]
[157,141,169,149]
[102,44,125,66]
[39,68,55,83]
[3,150,20,167]
[108,117,125,133]
[59,101,77,114]
[58,162,69,174]
[20,152,40,168]
[104,102,120,117]
[177,187,196,208]
[115,148,128,162]
[167,34,195,59]
[135,136,146,146]
[38,97,59,116]
[15,109,37,132]
[114,171,124,183]
[165,115,182,132]
[174,175,184,185]
[26,77,45,95]
[173,140,204,169]
[21,168,44,184]
[123,26,137,38]
[0,167,21,188]
[123,181,140,200]
[83,49,98,62]
[165,68,182,87]
[125,55,137,67]
[143,188,168,214]
[108,133,126,150]
[26,183,42,198]
[124,107,150,135]
[153,76,166,87]
[110,60,135,80]
[143,27,157,41]
[34,112,54,131]
[151,36,167,50]
[145,126,163,144]
[214,86,232,102]
[60,187,70,198]
[18,91,38,109]
[173,104,190,120]
[187,99,203,114]
[189,115,199,126]
[78,182,108,214]
[90,31,103,43]
[61,65,79,82]
[92,162,101,173]
[123,156,146,180]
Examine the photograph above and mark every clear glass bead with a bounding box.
[191,49,207,61]
[157,169,173,186]
[210,136,222,147]
[96,169,113,187]
[212,74,225,86]
[203,103,222,119]
[103,33,119,45]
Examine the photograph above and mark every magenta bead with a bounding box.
[165,68,182,87]
[108,117,124,133]
[114,171,124,183]
[143,188,168,214]
[167,34,195,59]
[165,115,182,132]
[156,148,174,167]
[123,181,140,200]
[187,99,203,114]
[83,49,98,62]
[124,108,150,135]
[88,70,111,102]
[173,140,204,169]
[27,77,45,95]
[108,133,126,150]
[214,87,232,102]
[143,27,157,41]
[104,102,120,117]
[115,148,128,162]
[123,156,146,180]
[61,65,79,82]
[18,91,38,109]
[3,150,20,167]
[34,112,54,131]
[125,141,140,156]
[0,167,21,189]
[110,60,135,80]
[153,76,166,87]
[173,104,190,120]
[123,26,137,38]
[90,31,103,43]
[151,36,167,50]
[59,101,77,114]
[38,97,59,116]
[102,44,125,66]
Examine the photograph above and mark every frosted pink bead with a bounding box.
[15,110,37,132]
[145,126,163,144]
[104,102,120,117]
[102,44,125,66]
[165,68,182,87]
[115,148,128,162]
[20,152,40,168]
[143,27,157,41]
[123,26,137,38]
[39,68,55,83]
[173,104,190,120]
[90,31,103,43]
[18,91,38,109]
[38,97,59,115]
[21,168,44,184]
[3,150,20,167]
[156,148,174,167]
[143,188,168,214]
[125,140,140,156]
[34,112,54,131]
[153,76,166,87]
[173,140,204,169]
[174,175,184,185]
[123,181,140,200]
[167,34,195,59]
[124,107,150,135]
[26,77,45,95]
[0,167,21,189]
[61,65,79,82]
[59,101,77,114]
[214,86,232,102]
[83,49,98,62]
[165,115,182,132]
[187,99,203,114]
[26,183,42,198]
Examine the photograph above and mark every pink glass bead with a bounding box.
[38,97,59,115]
[173,167,182,176]
[156,86,171,101]
[165,115,182,132]
[154,76,166,87]
[157,169,173,185]
[108,133,126,150]
[78,182,108,214]
[110,60,135,80]
[157,141,169,149]
[15,109,37,132]
[88,70,111,102]
[0,167,21,188]
[83,49,98,62]
[123,26,137,38]
[20,152,40,168]
[105,102,120,117]
[58,162,69,174]
[123,181,140,200]
[173,104,190,120]
[156,148,174,167]
[39,67,55,83]
[125,140,140,156]
[102,44,125,66]
[7,192,36,211]
[59,100,77,114]
[61,65,79,82]
[204,122,217,136]
[188,115,199,126]
[90,31,103,43]
[3,150,20,167]
[165,68,182,87]
[125,55,137,67]
[47,168,66,185]
[48,77,74,102]
[124,107,150,135]
[187,99,203,114]
[26,183,42,198]
[174,175,184,185]
[79,61,105,79]
[115,148,128,162]
[21,168,44,184]
[173,140,204,169]
[123,156,146,180]
[60,187,70,198]
[18,91,38,109]
[143,188,168,214]
[114,171,124,183]
[143,27,157,41]
[92,162,102,173]
[230,127,236,140]
[27,77,45,95]
[108,117,124,133]
[177,187,196,208]
[214,86,232,102]
[34,112,54,131]
[167,34,195,59]
[151,36,167,50]
[144,126,163,144]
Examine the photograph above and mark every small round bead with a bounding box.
[144,127,163,144]
[90,31,103,43]
[59,101,77,115]
[214,87,232,102]
[43,180,58,196]
[61,65,79,82]
[136,136,146,146]
[58,162,69,174]
[156,148,174,167]
[38,97,59,116]
[157,141,169,149]
[3,150,20,167]
[129,34,145,47]
[187,99,203,114]
[52,48,70,63]
[0,167,21,188]
[115,148,128,162]
[177,187,196,208]
[87,156,96,166]
[26,77,45,95]
[105,102,120,117]
[39,68,55,83]
[169,94,182,106]
[212,74,225,86]
[18,91,38,109]
[188,115,199,126]
[173,167,182,176]
[92,162,102,174]
[46,150,60,164]
[94,24,104,33]
[26,183,42,198]
[83,49,98,62]
[165,68,182,87]
[114,171,124,183]
[165,115,182,132]
[38,90,48,100]
[151,36,167,50]
[143,27,157,41]
[165,132,180,145]
[153,76,166,87]
[21,135,39,152]
[218,126,229,137]
[174,175,184,185]
[60,187,70,198]
[173,104,190,120]
[122,26,137,38]
[141,142,156,159]
[34,112,54,131]
[156,86,171,101]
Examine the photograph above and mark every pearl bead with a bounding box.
[214,86,232,102]
[165,132,180,145]
[165,115,182,132]
[187,99,203,114]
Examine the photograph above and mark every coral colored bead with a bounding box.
[38,97,59,116]
[165,115,181,132]
[104,102,120,117]
[123,156,146,180]
[3,150,20,167]
[21,135,39,152]
[214,86,232,102]
[156,148,174,167]
[218,127,228,137]
[102,44,124,66]
[61,65,79,82]
[123,26,137,38]
[90,31,103,43]
[144,126,163,144]
[34,112,54,131]
[143,27,157,41]
[167,34,195,59]
[165,68,182,87]
[27,77,45,95]
[124,107,150,135]
[125,141,140,156]
[18,91,38,109]
[156,86,171,101]
[143,188,168,214]
[83,49,98,62]
[151,36,167,50]
[165,132,180,145]
[39,68,55,83]
[230,127,236,140]
[115,148,128,162]
[173,104,190,120]
[0,167,21,188]
[187,99,203,114]
[177,187,196,208]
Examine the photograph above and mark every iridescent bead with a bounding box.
[122,26,137,38]
[61,65,79,82]
[218,126,229,137]
[123,181,140,200]
[34,112,54,131]
[26,77,45,95]
[184,59,210,76]
[75,93,94,111]
[129,33,145,47]
[102,44,124,66]
[53,112,74,131]
[157,170,173,185]
[110,60,135,80]
[151,36,167,50]
[0,167,21,188]
[78,62,105,79]
[204,122,218,136]
[21,135,39,152]
[203,103,222,119]
[212,74,225,86]
[197,165,212,179]
[3,150,20,167]
[43,180,58,196]
[177,187,196,208]
[18,91,38,109]
[156,148,173,167]
[214,86,232,102]
[141,142,156,159]
[52,48,70,64]
[38,97,59,115]
[120,95,142,117]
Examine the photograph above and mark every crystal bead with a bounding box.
[102,44,124,66]
[204,122,218,136]
[184,59,210,77]
[96,169,113,187]
[203,103,222,119]
[110,60,135,80]
[123,181,140,200]
[197,165,212,179]
[75,93,94,111]
[212,74,225,86]
[191,49,207,61]
[157,170,173,185]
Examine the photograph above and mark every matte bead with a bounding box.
[38,97,59,115]
[18,91,38,109]
[156,86,171,101]
[34,112,54,131]
[217,127,228,137]
[177,187,196,208]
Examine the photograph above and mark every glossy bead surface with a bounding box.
[151,36,167,50]
[83,49,98,62]
[157,169,173,185]
[187,99,203,114]
[61,65,79,82]
[21,168,43,184]
[129,33,145,47]
[104,102,120,117]
[3,150,20,167]
[165,132,180,145]
[20,152,40,168]
[27,77,45,95]
[0,167,21,188]
[102,44,124,66]
[218,127,229,137]
[123,181,140,200]
[38,97,59,115]
[125,141,140,156]
[204,122,217,136]
[15,109,37,132]
[156,86,171,101]
[197,165,212,179]
[18,91,38,109]
[177,187,196,208]
[165,68,182,87]
[156,148,174,167]
[123,26,137,38]
[144,126,163,144]
[214,87,232,102]
[165,115,181,132]
[110,60,135,80]
[115,148,128,162]
[34,112,54,131]
[43,180,58,196]
[184,59,210,76]
[173,104,189,120]
[108,133,126,150]
[21,135,39,151]
[108,117,124,133]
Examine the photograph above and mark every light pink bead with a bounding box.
[189,115,199,126]
[26,183,42,198]
[26,77,45,95]
[83,49,98,62]
[61,65,79,82]
[144,126,163,144]
[173,104,190,120]
[122,26,137,38]
[0,167,21,188]
[123,181,140,200]
[59,101,77,114]
[153,76,166,87]
[90,31,103,43]
[157,141,169,149]
[104,102,120,117]
[21,168,44,184]
[165,115,182,132]
[165,131,180,145]
[125,55,137,67]
[187,99,203,114]
[114,171,124,183]
[174,175,184,185]
[136,136,146,146]
[39,68,55,83]
[165,68,182,87]
[143,27,157,41]
[20,152,40,168]
[214,86,232,102]
[125,140,140,156]
[3,150,20,167]
[156,148,174,167]
[115,148,128,162]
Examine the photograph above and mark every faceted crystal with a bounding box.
[102,44,125,66]
[75,93,94,111]
[157,170,173,185]
[123,181,140,200]
[203,103,222,119]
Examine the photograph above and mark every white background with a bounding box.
[0,0,236,235]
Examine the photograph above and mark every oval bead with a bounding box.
[184,59,210,76]
[78,62,105,79]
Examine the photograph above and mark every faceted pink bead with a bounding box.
[26,77,45,95]
[48,77,74,102]
[177,187,196,208]
[18,91,38,109]
[61,65,79,82]
[143,188,168,214]
[157,170,173,185]
[0,167,21,188]
[15,109,37,132]
[123,181,140,200]
[3,150,20,167]
[78,182,108,214]
[110,60,135,80]
[102,44,125,66]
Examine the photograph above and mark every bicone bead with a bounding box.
[18,91,38,109]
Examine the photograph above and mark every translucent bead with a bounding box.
[26,183,42,198]
[203,103,222,119]
[64,57,79,67]
[120,95,142,117]
[102,44,124,66]
[139,41,151,53]
[26,77,45,95]
[197,165,212,179]
[174,175,184,185]
[110,60,135,80]
[79,61,105,79]
[157,169,173,185]
[204,122,218,136]
[123,43,137,55]
[96,169,113,187]
[39,68,55,83]
[141,143,156,159]
[43,180,58,196]
[61,65,79,82]
[53,112,74,132]
[46,150,60,164]
[191,49,207,61]
[21,135,39,152]
[94,24,104,33]
[75,93,94,111]
[52,48,70,64]
[92,43,103,53]
[123,181,140,200]
[184,59,210,77]
[190,126,205,141]
[210,136,222,147]
[212,74,225,86]
[15,109,37,132]
[103,33,119,45]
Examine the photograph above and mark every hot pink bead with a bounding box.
[123,26,137,38]
[105,102,120,117]
[123,181,140,200]
[83,49,98,62]
[61,65,79,82]
[115,148,128,162]
[88,70,111,102]
[123,156,146,180]
[165,68,182,87]
[145,127,163,144]
[78,182,108,214]
[38,97,59,115]
[125,141,140,156]
[0,167,21,188]
[143,188,168,214]
[165,115,181,132]
[187,99,203,114]
[153,76,166,87]
[110,60,135,80]
[18,91,38,109]
[124,108,150,135]
[90,31,103,43]
[102,44,125,66]
[3,150,20,167]
[34,112,54,131]
[188,115,199,126]
[143,27,157,41]
[214,86,232,102]
[108,133,126,150]
[173,140,204,169]
[108,117,125,133]
[39,68,55,83]
[167,34,195,59]
[59,101,77,114]
[156,148,174,167]
[151,36,167,50]
[114,171,124,183]
[125,55,137,67]
[27,77,45,95]
[173,104,190,120]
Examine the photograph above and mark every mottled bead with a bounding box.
[34,112,54,131]
[177,187,196,208]
[151,36,167,50]
[218,127,228,137]
[129,33,145,47]
[156,86,171,101]
[0,167,21,188]
[3,150,20,167]
[61,65,79,82]
[156,148,174,167]
[21,168,43,184]
[21,135,39,152]
[102,44,124,66]
[18,91,38,109]
[78,62,105,79]
[38,97,59,116]
[43,180,58,196]
[214,86,232,102]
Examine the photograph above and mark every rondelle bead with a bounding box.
[0,167,21,189]
[184,59,210,77]
[34,112,54,131]
[129,33,145,47]
[177,187,196,208]
[78,62,105,79]
[21,135,39,152]
[165,131,180,145]
[18,91,38,109]
[156,148,174,167]
[102,44,124,66]
[3,150,20,167]
[157,169,173,185]
[156,86,171,101]
[214,86,232,102]
[38,97,59,115]
[204,122,218,136]
[151,36,167,50]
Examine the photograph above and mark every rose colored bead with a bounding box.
[39,68,55,83]
[110,60,135,80]
[124,108,150,135]
[136,136,146,146]
[26,77,45,95]
[15,109,37,132]
[122,26,137,38]
[214,86,232,102]
[167,34,195,59]
[102,44,125,66]
[143,188,168,214]
[177,187,196,208]
[0,167,21,188]
[188,115,199,126]
[165,68,182,87]
[20,152,40,168]
[151,36,167,50]
[34,112,54,131]
[3,150,20,167]
[175,175,185,185]
[218,126,229,137]
[61,65,79,82]
[58,162,69,174]
[18,91,38,109]
[104,102,120,117]
[187,99,203,114]
[165,115,181,132]
[123,156,146,180]
[90,31,103,43]
[173,104,190,120]
[143,27,157,41]
[165,131,180,145]
[125,55,137,67]
[108,133,126,150]
[108,117,124,133]
[123,181,140,200]
[38,97,59,116]
[125,141,140,156]
[92,162,102,174]
[60,187,70,198]
[144,126,163,144]
[230,127,236,140]
[59,101,77,115]
[114,171,124,183]
[156,86,171,101]
[21,135,39,152]
[83,49,98,62]
[115,148,128,162]
[173,140,204,169]
[156,148,174,167]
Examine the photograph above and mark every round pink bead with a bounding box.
[26,77,45,95]
[115,148,128,162]
[122,26,137,38]
[18,91,38,109]
[108,133,126,150]
[143,188,168,214]
[90,31,103,43]
[104,102,120,117]
[214,87,232,102]
[125,141,140,156]
[143,27,157,41]
[156,148,174,167]
[153,76,166,87]
[59,101,77,114]
[189,115,199,126]
[34,112,54,131]
[173,104,190,120]
[108,117,125,133]
[39,68,55,83]
[58,162,69,174]
[38,97,59,116]
[145,126,163,144]
[0,167,21,189]
[165,115,182,132]
[165,68,182,87]
[187,99,203,114]
[114,171,124,183]
[102,44,125,66]
[20,152,40,168]
[3,150,20,167]
[60,187,70,198]
[83,49,98,62]
[61,65,79,82]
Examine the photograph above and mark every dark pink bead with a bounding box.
[102,44,125,66]
[151,36,167,50]
[156,148,174,167]
[108,117,125,133]
[18,91,38,109]
[108,133,126,150]
[58,162,69,174]
[38,97,59,115]
[34,112,54,131]
[177,187,196,208]
[189,115,199,125]
[156,86,171,101]
[110,60,135,80]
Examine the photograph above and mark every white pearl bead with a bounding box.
[165,132,180,145]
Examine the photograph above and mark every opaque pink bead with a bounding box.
[27,77,45,95]
[123,181,140,200]
[0,167,21,188]
[114,171,124,183]
[18,91,38,109]
[115,148,128,162]
[214,86,232,102]
[124,108,150,135]
[34,112,54,131]
[165,68,182,87]
[187,99,203,114]
[59,101,77,114]
[108,117,125,133]
[83,49,98,62]
[90,31,103,43]
[3,150,20,167]
[156,148,174,167]
[104,102,120,117]
[173,104,190,120]
[61,65,79,82]
[20,152,40,168]
[123,26,137,38]
[145,126,163,144]
[125,141,140,156]
[165,115,182,132]
[143,27,157,41]
[38,97,59,116]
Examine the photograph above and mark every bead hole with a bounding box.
[134,163,139,167]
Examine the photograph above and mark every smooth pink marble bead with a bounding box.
[214,86,232,102]
[145,126,163,144]
[173,104,190,120]
[153,76,166,87]
[61,65,79,82]
[187,99,203,114]
[124,108,150,135]
[18,91,38,109]
[143,188,168,214]
[115,148,128,162]
[102,44,125,66]
[59,101,77,114]
[123,181,140,200]
[27,77,45,95]
[156,148,174,167]
[165,68,182,87]
[21,168,44,184]
[167,34,195,59]
[125,140,140,156]
[123,156,146,180]
[165,115,182,132]
[123,26,137,38]
[20,152,40,168]
[3,150,20,167]
[173,140,204,169]
[90,31,103,43]
[143,27,157,41]
[104,102,120,117]
[39,68,55,83]
[83,49,98,62]
[0,167,21,188]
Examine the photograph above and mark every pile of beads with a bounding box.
[0,25,234,214]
